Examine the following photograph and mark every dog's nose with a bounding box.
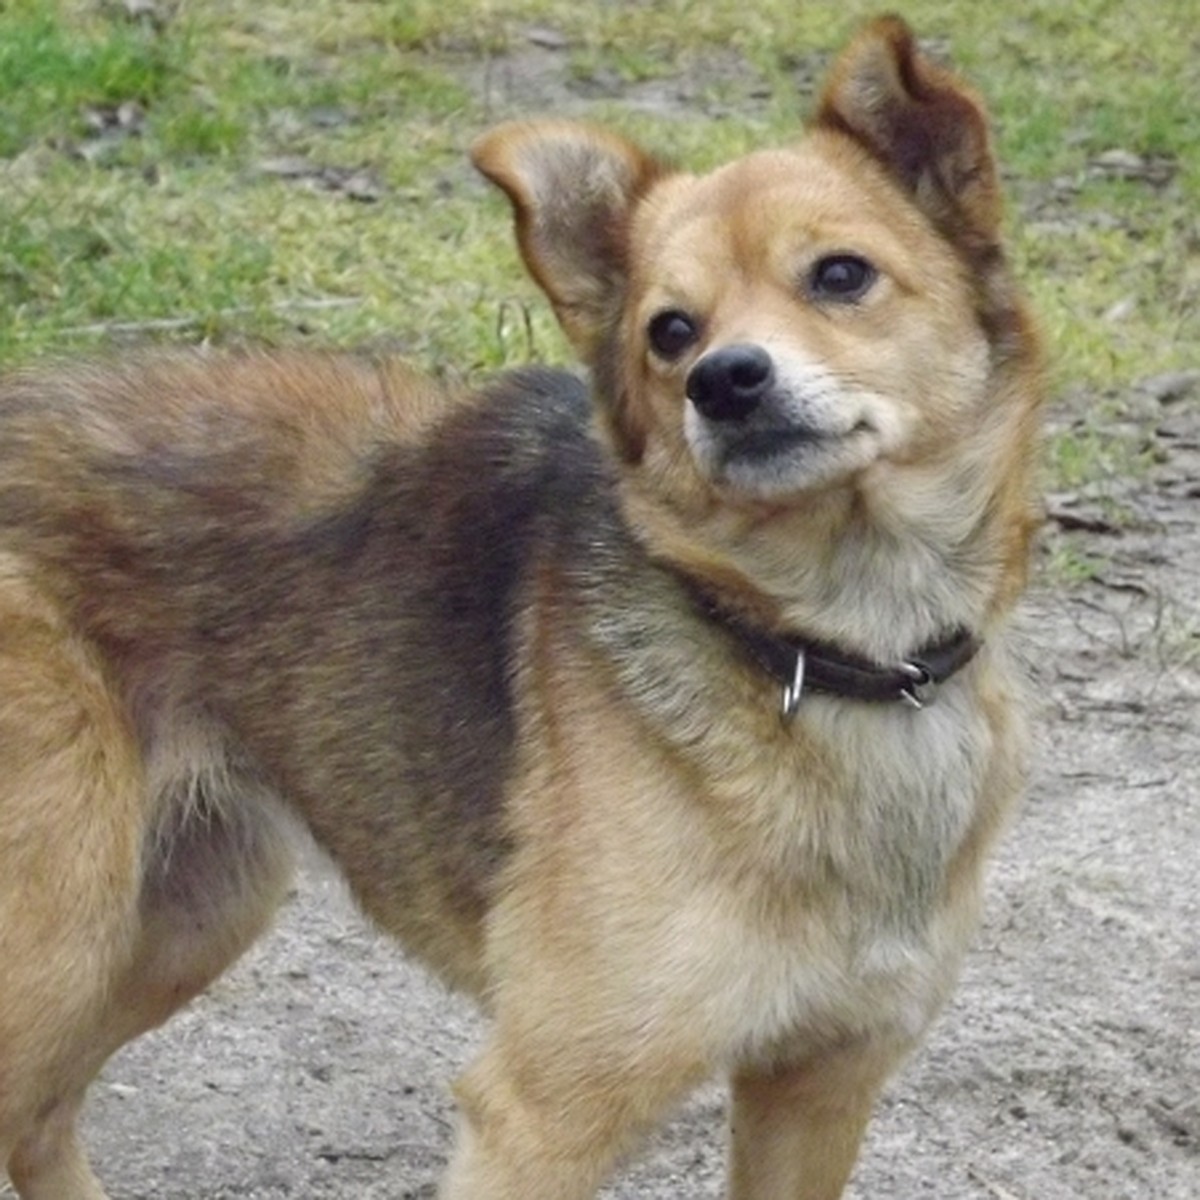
[686,344,774,422]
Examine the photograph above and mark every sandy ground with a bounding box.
[65,379,1200,1200]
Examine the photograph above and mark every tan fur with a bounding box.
[0,18,1042,1199]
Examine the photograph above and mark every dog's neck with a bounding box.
[676,568,982,713]
[653,479,992,713]
[618,446,1026,669]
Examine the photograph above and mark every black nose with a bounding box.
[685,344,774,422]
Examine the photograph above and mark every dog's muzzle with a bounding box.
[686,344,774,422]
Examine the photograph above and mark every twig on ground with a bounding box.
[967,1165,1025,1200]
[58,297,363,339]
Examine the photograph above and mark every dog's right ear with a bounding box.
[472,121,668,359]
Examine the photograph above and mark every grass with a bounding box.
[0,0,178,156]
[0,0,1195,487]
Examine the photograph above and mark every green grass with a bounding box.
[0,0,1195,498]
[1044,540,1110,587]
[0,0,179,156]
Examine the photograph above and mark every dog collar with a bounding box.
[685,585,980,717]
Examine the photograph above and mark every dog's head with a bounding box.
[474,17,1041,626]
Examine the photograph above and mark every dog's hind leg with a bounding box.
[0,570,148,1199]
[6,798,294,1200]
[0,568,293,1198]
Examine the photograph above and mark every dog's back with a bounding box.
[0,355,608,982]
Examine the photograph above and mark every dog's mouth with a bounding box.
[719,425,832,463]
[719,418,874,465]
[696,417,881,496]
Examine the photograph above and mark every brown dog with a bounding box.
[0,17,1042,1199]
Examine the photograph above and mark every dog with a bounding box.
[0,16,1042,1199]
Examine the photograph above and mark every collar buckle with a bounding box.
[898,660,936,709]
[781,647,806,719]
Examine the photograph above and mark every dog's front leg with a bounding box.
[728,1046,903,1200]
[439,1024,705,1200]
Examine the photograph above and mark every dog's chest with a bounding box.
[801,695,989,901]
[691,693,997,1058]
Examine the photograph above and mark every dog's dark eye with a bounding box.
[809,255,877,303]
[647,310,699,360]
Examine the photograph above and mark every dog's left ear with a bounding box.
[472,120,667,358]
[815,16,1002,257]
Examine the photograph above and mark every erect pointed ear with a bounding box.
[815,16,1002,257]
[471,120,668,358]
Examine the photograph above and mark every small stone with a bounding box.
[1103,296,1136,323]
[258,155,320,179]
[526,26,569,50]
[1092,148,1146,174]
[1136,370,1200,404]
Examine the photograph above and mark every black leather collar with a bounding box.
[685,583,981,716]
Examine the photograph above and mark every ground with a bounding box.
[2,7,1197,1199]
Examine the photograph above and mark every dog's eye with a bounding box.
[809,255,877,303]
[647,310,699,360]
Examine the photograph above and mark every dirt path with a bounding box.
[69,383,1198,1199]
